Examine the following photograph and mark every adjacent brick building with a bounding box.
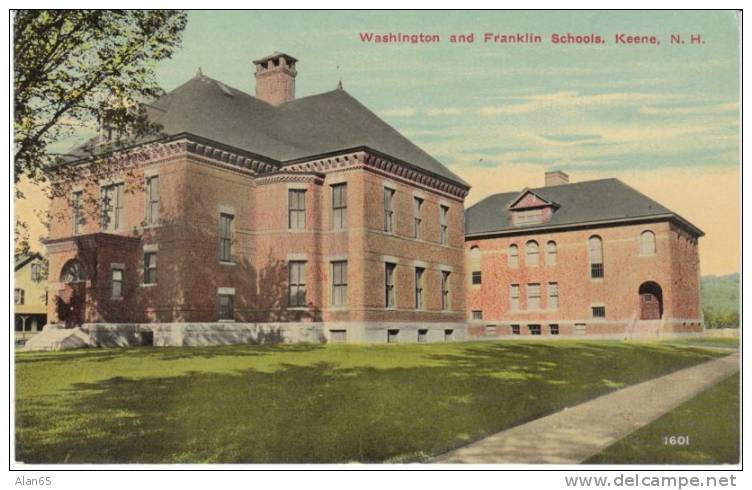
[464,171,704,339]
[42,53,704,345]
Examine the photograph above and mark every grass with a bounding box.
[15,340,727,464]
[585,373,740,464]
[660,336,740,350]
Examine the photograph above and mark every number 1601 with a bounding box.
[663,435,690,446]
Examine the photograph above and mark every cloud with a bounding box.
[479,91,680,116]
[639,102,739,116]
[425,107,464,117]
[380,106,417,117]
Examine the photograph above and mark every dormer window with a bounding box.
[508,190,558,227]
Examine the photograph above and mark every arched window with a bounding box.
[470,246,481,285]
[640,230,656,256]
[589,236,603,278]
[525,240,539,267]
[546,240,557,266]
[60,260,85,283]
[508,244,519,268]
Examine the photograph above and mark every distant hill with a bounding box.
[701,273,739,328]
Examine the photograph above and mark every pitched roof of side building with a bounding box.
[465,178,704,238]
[64,74,469,188]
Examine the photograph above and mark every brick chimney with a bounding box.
[545,170,569,187]
[253,52,297,105]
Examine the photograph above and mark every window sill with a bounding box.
[218,319,236,323]
[590,277,604,282]
[140,283,157,288]
[327,306,349,312]
[110,297,124,301]
[287,306,311,311]
[219,261,236,266]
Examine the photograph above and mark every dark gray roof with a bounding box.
[465,178,703,237]
[66,74,468,187]
[15,252,43,271]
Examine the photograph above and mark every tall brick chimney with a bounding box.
[545,170,569,187]
[253,52,297,105]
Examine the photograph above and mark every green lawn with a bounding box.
[15,340,726,464]
[661,336,740,350]
[586,373,740,464]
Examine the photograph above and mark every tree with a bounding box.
[14,10,188,185]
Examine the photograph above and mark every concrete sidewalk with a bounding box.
[433,352,740,464]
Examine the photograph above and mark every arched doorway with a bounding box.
[639,281,663,320]
[57,260,86,328]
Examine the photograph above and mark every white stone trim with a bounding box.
[110,262,125,270]
[327,253,348,262]
[381,255,400,264]
[382,180,397,191]
[412,190,426,200]
[327,174,349,185]
[286,183,309,190]
[218,287,235,295]
[144,167,159,178]
[143,244,159,252]
[412,260,428,268]
[437,264,454,272]
[287,253,308,262]
[219,205,235,216]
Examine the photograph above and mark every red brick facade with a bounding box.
[45,143,468,339]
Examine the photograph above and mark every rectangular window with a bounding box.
[591,263,604,279]
[472,270,482,285]
[218,293,234,320]
[331,261,348,306]
[548,282,559,310]
[143,252,157,284]
[592,306,606,318]
[72,191,83,234]
[439,205,449,245]
[330,330,347,343]
[549,324,560,335]
[332,183,347,230]
[100,183,123,231]
[529,324,541,335]
[444,329,454,341]
[511,324,520,335]
[111,268,123,299]
[14,288,24,305]
[219,213,233,262]
[441,271,451,310]
[575,323,587,334]
[288,261,307,307]
[146,176,159,225]
[417,329,428,343]
[510,284,520,311]
[384,262,396,308]
[415,267,424,309]
[387,329,399,343]
[384,187,395,233]
[472,310,483,320]
[31,263,43,282]
[527,283,541,310]
[413,197,423,239]
[288,189,306,230]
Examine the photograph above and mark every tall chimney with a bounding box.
[253,52,298,105]
[545,170,569,187]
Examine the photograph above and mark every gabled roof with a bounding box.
[507,189,559,210]
[15,252,44,271]
[465,178,704,237]
[65,74,468,188]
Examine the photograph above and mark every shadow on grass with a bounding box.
[15,342,326,365]
[15,341,723,464]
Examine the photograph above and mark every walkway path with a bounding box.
[433,352,740,464]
